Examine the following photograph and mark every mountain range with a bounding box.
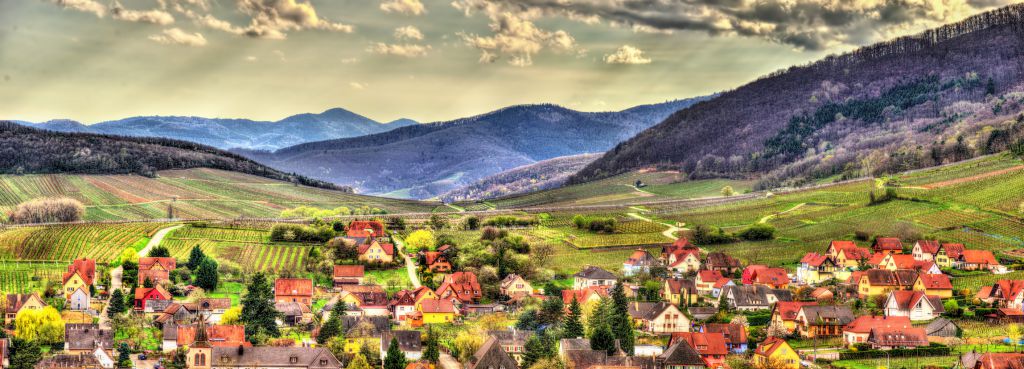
[15,108,417,151]
[571,4,1024,189]
[236,98,711,198]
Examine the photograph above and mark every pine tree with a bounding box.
[187,245,206,270]
[423,328,440,364]
[9,338,43,369]
[143,277,154,288]
[587,298,610,336]
[564,297,585,339]
[609,282,635,355]
[384,337,408,369]
[590,324,615,355]
[117,342,132,368]
[195,257,219,291]
[108,289,125,318]
[241,272,281,338]
[522,334,546,369]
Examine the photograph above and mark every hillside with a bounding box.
[18,107,416,150]
[0,121,346,191]
[440,153,601,202]
[241,98,711,198]
[572,4,1024,190]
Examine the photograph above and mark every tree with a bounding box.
[348,354,372,369]
[108,289,126,318]
[465,216,481,230]
[538,296,564,326]
[405,230,435,252]
[148,245,171,258]
[195,257,220,291]
[423,328,440,364]
[122,260,138,288]
[564,297,585,339]
[187,245,207,270]
[169,348,188,369]
[118,248,139,265]
[361,342,382,368]
[429,214,449,230]
[317,302,345,344]
[587,298,612,336]
[609,282,635,354]
[14,306,64,344]
[241,272,281,338]
[142,276,154,288]
[721,186,735,196]
[117,342,132,368]
[9,338,42,369]
[8,197,84,224]
[454,329,485,362]
[528,358,564,369]
[590,324,616,355]
[385,337,408,369]
[522,334,547,369]
[738,224,776,241]
[1010,324,1022,350]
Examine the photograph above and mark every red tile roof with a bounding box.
[887,291,941,312]
[810,288,834,299]
[917,274,952,290]
[800,253,831,267]
[974,353,1024,369]
[868,327,928,347]
[419,298,456,314]
[698,270,725,283]
[670,332,729,356]
[839,246,872,261]
[177,325,249,347]
[135,285,171,301]
[867,253,887,266]
[888,254,917,269]
[358,241,395,256]
[943,243,965,259]
[829,240,858,251]
[437,272,482,303]
[844,316,912,334]
[333,265,365,278]
[752,268,789,287]
[960,250,999,265]
[275,278,313,297]
[347,220,385,238]
[138,257,176,271]
[561,286,610,305]
[63,258,96,285]
[754,337,789,357]
[774,301,817,322]
[994,280,1024,300]
[873,238,903,252]
[702,323,747,345]
[915,240,941,254]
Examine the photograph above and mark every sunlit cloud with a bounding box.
[237,0,354,39]
[604,45,651,64]
[148,28,208,47]
[368,42,431,58]
[111,1,175,25]
[394,25,424,40]
[453,0,577,67]
[380,0,426,15]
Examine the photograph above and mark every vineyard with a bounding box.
[0,223,166,263]
[0,261,67,293]
[161,224,310,272]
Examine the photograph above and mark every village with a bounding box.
[1,218,1023,369]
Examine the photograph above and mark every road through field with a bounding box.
[626,212,683,241]
[393,236,421,288]
[100,224,182,329]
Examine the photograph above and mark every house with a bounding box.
[656,339,707,369]
[339,284,390,309]
[5,293,46,324]
[971,353,1024,369]
[794,305,855,338]
[162,322,249,352]
[695,270,726,295]
[358,240,396,264]
[624,249,660,276]
[957,250,1001,271]
[688,307,718,322]
[197,298,231,323]
[65,324,113,355]
[842,316,913,345]
[663,278,698,306]
[912,240,942,261]
[753,337,799,369]
[704,253,742,275]
[669,332,728,369]
[856,269,918,297]
[422,251,453,273]
[750,268,789,289]
[138,257,176,285]
[467,337,519,369]
[913,274,954,298]
[700,324,748,354]
[990,308,1024,323]
[981,280,1024,309]
[348,220,386,239]
[574,266,617,290]
[925,317,960,338]
[666,247,702,274]
[340,316,391,354]
[884,291,945,321]
[558,338,591,361]
[35,354,103,369]
[277,301,314,325]
[63,258,96,299]
[488,330,534,364]
[415,298,457,326]
[274,278,314,306]
[810,287,834,301]
[719,285,793,311]
[69,287,91,311]
[710,279,735,299]
[382,330,423,361]
[187,345,342,369]
[866,327,929,349]
[154,303,197,327]
[826,241,872,269]
[796,253,840,284]
[333,265,366,287]
[769,302,817,335]
[941,243,966,268]
[390,290,418,322]
[873,237,904,254]
[134,285,172,311]
[628,302,689,333]
[500,274,533,299]
[741,265,768,285]
[437,272,483,304]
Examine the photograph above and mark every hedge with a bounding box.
[838,346,951,360]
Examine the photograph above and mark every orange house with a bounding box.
[274,278,314,307]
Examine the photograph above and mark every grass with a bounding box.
[207,281,246,305]
[643,179,757,198]
[366,268,412,293]
[831,355,958,369]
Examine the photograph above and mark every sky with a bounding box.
[0,0,1015,124]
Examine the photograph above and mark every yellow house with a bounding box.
[834,247,871,269]
[358,240,395,264]
[769,302,815,335]
[4,293,47,324]
[338,291,364,308]
[913,274,953,299]
[62,258,95,300]
[343,319,384,354]
[857,270,916,298]
[663,278,698,305]
[754,337,799,369]
[412,287,439,310]
[418,298,457,324]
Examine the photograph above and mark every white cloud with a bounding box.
[237,0,354,39]
[111,1,175,25]
[341,57,360,64]
[380,0,426,15]
[604,45,651,65]
[245,55,258,62]
[453,1,577,67]
[369,43,430,58]
[349,82,367,90]
[394,25,424,40]
[50,0,106,17]
[148,28,207,47]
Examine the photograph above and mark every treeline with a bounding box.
[0,121,349,192]
[572,215,616,233]
[691,223,776,244]
[7,197,85,224]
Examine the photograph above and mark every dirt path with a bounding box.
[921,164,1024,189]
[758,203,807,224]
[439,353,461,369]
[99,224,182,329]
[626,212,684,241]
[393,236,421,288]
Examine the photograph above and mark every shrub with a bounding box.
[482,216,538,228]
[571,215,616,233]
[269,224,336,243]
[737,224,776,241]
[8,198,85,224]
[692,225,736,245]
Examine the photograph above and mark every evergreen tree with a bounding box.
[384,337,408,369]
[142,276,154,288]
[187,245,206,270]
[564,297,585,339]
[195,257,219,291]
[122,260,138,287]
[9,338,43,369]
[241,272,281,338]
[317,302,346,344]
[148,245,171,258]
[587,298,611,336]
[117,342,132,368]
[108,289,125,318]
[609,282,635,355]
[423,328,440,364]
[590,324,616,355]
[522,334,546,369]
[361,342,382,368]
[537,297,564,326]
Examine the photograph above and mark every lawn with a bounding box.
[366,268,412,293]
[207,281,246,305]
[831,355,958,369]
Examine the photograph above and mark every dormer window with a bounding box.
[290,356,299,364]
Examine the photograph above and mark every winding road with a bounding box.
[99,224,183,328]
[392,236,421,288]
[626,211,683,241]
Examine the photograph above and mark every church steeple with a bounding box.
[193,313,211,348]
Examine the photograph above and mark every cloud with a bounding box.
[369,43,431,57]
[111,1,175,25]
[451,0,1015,50]
[394,25,424,40]
[380,0,426,15]
[245,55,258,62]
[604,45,651,64]
[349,82,367,89]
[453,0,577,67]
[341,57,359,64]
[237,0,354,39]
[50,0,106,17]
[148,28,208,46]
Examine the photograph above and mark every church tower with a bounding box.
[187,314,212,369]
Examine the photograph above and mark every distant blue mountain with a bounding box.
[15,108,417,150]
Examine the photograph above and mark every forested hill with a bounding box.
[0,121,351,192]
[571,4,1024,189]
[239,97,711,198]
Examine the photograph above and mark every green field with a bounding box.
[0,261,66,293]
[0,223,167,262]
[161,224,312,273]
